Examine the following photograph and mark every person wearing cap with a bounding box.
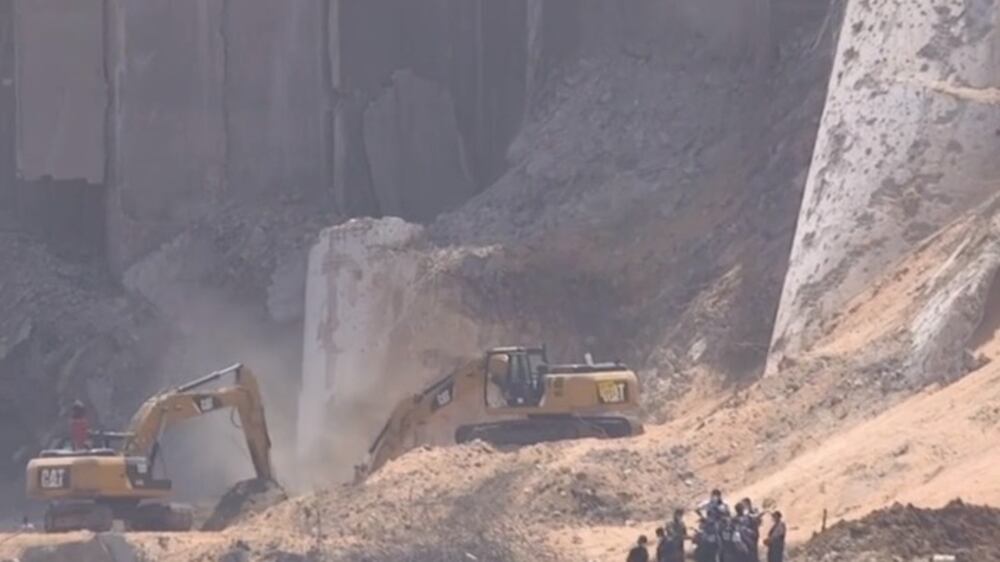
[763,511,786,562]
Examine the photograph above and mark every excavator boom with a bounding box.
[123,363,273,480]
[358,364,482,480]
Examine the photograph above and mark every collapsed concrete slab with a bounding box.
[770,0,1000,368]
[297,218,506,483]
[296,214,638,483]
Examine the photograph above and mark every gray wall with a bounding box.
[4,0,772,271]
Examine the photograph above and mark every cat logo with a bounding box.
[597,381,628,404]
[194,396,217,413]
[430,382,454,412]
[39,467,69,489]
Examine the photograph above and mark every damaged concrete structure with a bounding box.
[3,0,778,267]
[7,0,561,270]
[296,0,820,480]
[2,0,828,489]
[769,0,1000,368]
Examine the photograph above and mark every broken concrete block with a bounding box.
[298,217,495,482]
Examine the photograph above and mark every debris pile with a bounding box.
[797,501,1000,562]
[202,478,290,532]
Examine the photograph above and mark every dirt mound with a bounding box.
[202,478,289,531]
[798,501,1000,562]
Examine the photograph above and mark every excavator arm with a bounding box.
[122,363,274,481]
[356,358,486,480]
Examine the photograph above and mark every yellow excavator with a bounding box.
[25,364,273,533]
[356,346,643,479]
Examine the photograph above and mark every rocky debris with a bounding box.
[329,540,536,562]
[297,214,648,481]
[301,6,840,480]
[789,192,1000,389]
[0,230,167,492]
[796,500,1000,562]
[202,478,289,532]
[906,195,1000,384]
[19,533,141,562]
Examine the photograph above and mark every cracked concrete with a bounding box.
[769,0,1000,369]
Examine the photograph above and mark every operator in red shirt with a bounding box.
[69,400,90,450]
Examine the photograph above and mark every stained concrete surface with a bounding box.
[770,0,1000,366]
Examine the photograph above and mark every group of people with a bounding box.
[627,490,786,562]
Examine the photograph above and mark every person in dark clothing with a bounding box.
[693,516,719,562]
[664,508,687,562]
[655,527,669,562]
[721,509,749,562]
[69,400,90,450]
[764,511,786,562]
[738,498,762,562]
[697,489,730,522]
[627,535,650,562]
[696,489,729,561]
[727,502,757,562]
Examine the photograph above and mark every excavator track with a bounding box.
[41,500,193,533]
[126,503,194,532]
[455,415,637,447]
[43,501,114,533]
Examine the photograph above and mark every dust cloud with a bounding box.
[129,281,306,501]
